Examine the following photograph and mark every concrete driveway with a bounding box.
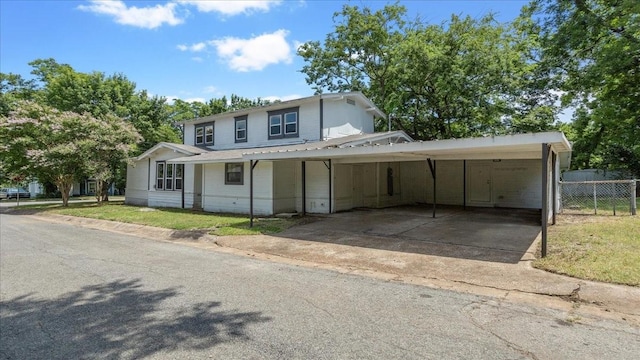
[278,206,541,264]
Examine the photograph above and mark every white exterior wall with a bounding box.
[295,161,331,214]
[125,148,192,208]
[125,160,150,206]
[273,161,297,213]
[183,102,322,149]
[323,99,375,139]
[333,164,353,211]
[202,161,273,215]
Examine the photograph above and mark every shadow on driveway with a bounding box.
[278,205,542,264]
[0,279,271,359]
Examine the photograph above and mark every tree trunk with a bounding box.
[55,175,74,207]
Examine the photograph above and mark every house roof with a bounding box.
[167,131,411,164]
[244,131,573,168]
[178,92,386,126]
[135,142,207,161]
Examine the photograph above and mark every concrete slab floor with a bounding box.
[278,205,542,264]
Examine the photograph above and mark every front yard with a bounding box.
[21,202,301,236]
[534,215,640,286]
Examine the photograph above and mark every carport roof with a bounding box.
[244,131,572,167]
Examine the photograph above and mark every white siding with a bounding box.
[273,161,297,213]
[492,159,542,209]
[148,190,182,208]
[333,164,353,211]
[202,161,273,215]
[297,161,331,214]
[323,99,375,139]
[125,160,150,206]
[183,102,322,150]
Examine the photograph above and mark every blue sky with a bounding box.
[1,0,529,104]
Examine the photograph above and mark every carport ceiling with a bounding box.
[245,131,572,165]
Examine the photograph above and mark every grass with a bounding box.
[19,201,301,236]
[534,215,640,286]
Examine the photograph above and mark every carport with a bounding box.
[244,132,572,257]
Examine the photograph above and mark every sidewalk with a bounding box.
[28,212,640,326]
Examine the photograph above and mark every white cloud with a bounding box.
[177,42,206,52]
[77,0,184,29]
[211,29,292,72]
[203,85,218,93]
[179,0,282,16]
[191,56,204,62]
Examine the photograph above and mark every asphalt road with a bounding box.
[1,213,639,359]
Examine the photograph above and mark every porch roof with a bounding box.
[135,142,207,161]
[167,131,412,164]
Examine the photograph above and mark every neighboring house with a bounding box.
[125,92,572,223]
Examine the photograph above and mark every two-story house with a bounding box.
[125,91,572,227]
[125,92,412,215]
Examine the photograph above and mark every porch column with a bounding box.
[552,151,557,225]
[328,159,332,214]
[541,143,550,258]
[427,158,436,218]
[250,160,259,227]
[302,161,306,216]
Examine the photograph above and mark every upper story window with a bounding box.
[156,162,183,191]
[268,107,299,140]
[235,115,247,143]
[195,122,214,146]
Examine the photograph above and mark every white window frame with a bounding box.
[156,162,183,191]
[235,116,247,143]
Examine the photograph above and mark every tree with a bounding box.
[298,3,558,140]
[0,101,140,206]
[534,0,640,176]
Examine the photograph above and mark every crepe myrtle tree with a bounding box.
[0,101,141,206]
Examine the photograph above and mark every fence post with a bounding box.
[558,181,563,214]
[612,182,616,216]
[593,182,597,215]
[632,180,637,216]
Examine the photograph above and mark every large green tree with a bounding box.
[298,3,558,140]
[533,0,640,176]
[0,101,140,205]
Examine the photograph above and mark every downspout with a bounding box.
[147,158,151,190]
[552,152,557,225]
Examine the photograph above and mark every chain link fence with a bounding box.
[559,180,637,215]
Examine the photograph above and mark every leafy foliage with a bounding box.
[534,0,640,176]
[298,3,559,140]
[0,101,140,205]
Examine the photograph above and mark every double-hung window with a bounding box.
[225,163,244,185]
[268,107,299,140]
[235,116,247,143]
[156,162,184,190]
[195,122,214,146]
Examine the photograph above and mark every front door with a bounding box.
[468,163,492,204]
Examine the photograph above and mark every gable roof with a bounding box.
[135,142,208,161]
[178,92,386,126]
[167,131,411,164]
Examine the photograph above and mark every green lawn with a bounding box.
[22,202,300,236]
[534,215,640,286]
